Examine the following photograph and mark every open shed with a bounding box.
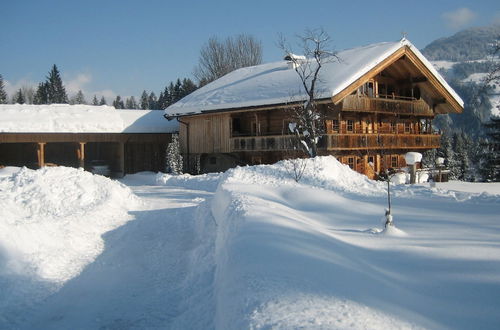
[0,104,178,176]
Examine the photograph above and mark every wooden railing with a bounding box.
[230,133,440,152]
[342,95,433,116]
[326,133,440,150]
[231,135,299,151]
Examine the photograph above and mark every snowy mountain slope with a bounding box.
[423,25,500,127]
[1,158,499,329]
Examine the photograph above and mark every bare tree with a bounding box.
[194,34,262,85]
[279,28,340,157]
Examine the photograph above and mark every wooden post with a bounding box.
[77,142,85,168]
[37,142,46,168]
[117,142,125,177]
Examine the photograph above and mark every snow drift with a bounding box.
[0,166,138,324]
[210,156,500,329]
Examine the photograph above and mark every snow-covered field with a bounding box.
[1,157,499,329]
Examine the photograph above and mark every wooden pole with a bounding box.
[117,142,125,177]
[37,143,46,168]
[77,142,85,168]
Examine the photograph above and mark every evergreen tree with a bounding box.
[165,82,175,106]
[46,64,68,103]
[439,131,459,179]
[157,91,166,109]
[14,89,25,104]
[74,90,86,104]
[92,95,99,105]
[165,134,183,174]
[140,90,149,109]
[453,132,470,180]
[0,74,7,104]
[99,96,107,105]
[34,82,49,104]
[172,79,182,103]
[148,92,158,110]
[481,118,500,181]
[125,96,138,109]
[181,78,197,97]
[112,95,125,109]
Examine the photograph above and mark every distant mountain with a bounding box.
[421,24,500,138]
[422,24,500,61]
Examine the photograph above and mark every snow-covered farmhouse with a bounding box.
[165,39,463,177]
[0,104,178,176]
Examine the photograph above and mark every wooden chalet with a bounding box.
[166,39,463,178]
[0,104,178,176]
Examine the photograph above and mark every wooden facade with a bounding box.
[0,133,172,176]
[173,44,462,178]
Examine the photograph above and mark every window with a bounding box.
[368,156,374,164]
[332,119,339,132]
[367,82,374,97]
[390,121,396,132]
[347,120,354,132]
[347,157,355,169]
[232,118,241,135]
[391,156,398,168]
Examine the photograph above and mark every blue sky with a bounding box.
[1,0,499,101]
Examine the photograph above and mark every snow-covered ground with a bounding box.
[1,157,499,329]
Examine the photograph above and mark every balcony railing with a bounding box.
[230,133,440,152]
[231,135,298,151]
[326,133,440,150]
[342,95,433,116]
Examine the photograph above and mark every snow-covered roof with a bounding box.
[166,39,463,116]
[0,104,178,133]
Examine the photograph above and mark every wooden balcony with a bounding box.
[230,133,440,152]
[341,95,433,116]
[325,133,440,150]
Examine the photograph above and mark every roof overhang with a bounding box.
[331,45,464,114]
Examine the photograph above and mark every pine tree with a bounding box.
[99,96,107,105]
[157,91,165,109]
[172,79,182,103]
[453,132,470,181]
[125,96,138,109]
[439,131,458,179]
[0,74,7,104]
[113,95,125,109]
[481,118,500,181]
[140,90,149,109]
[74,90,86,104]
[34,82,49,104]
[165,134,183,174]
[92,95,99,105]
[46,64,68,103]
[181,78,197,97]
[14,89,25,104]
[148,92,158,110]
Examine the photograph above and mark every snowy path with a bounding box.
[20,176,217,329]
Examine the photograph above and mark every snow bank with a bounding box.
[210,156,500,329]
[0,166,138,322]
[222,156,385,196]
